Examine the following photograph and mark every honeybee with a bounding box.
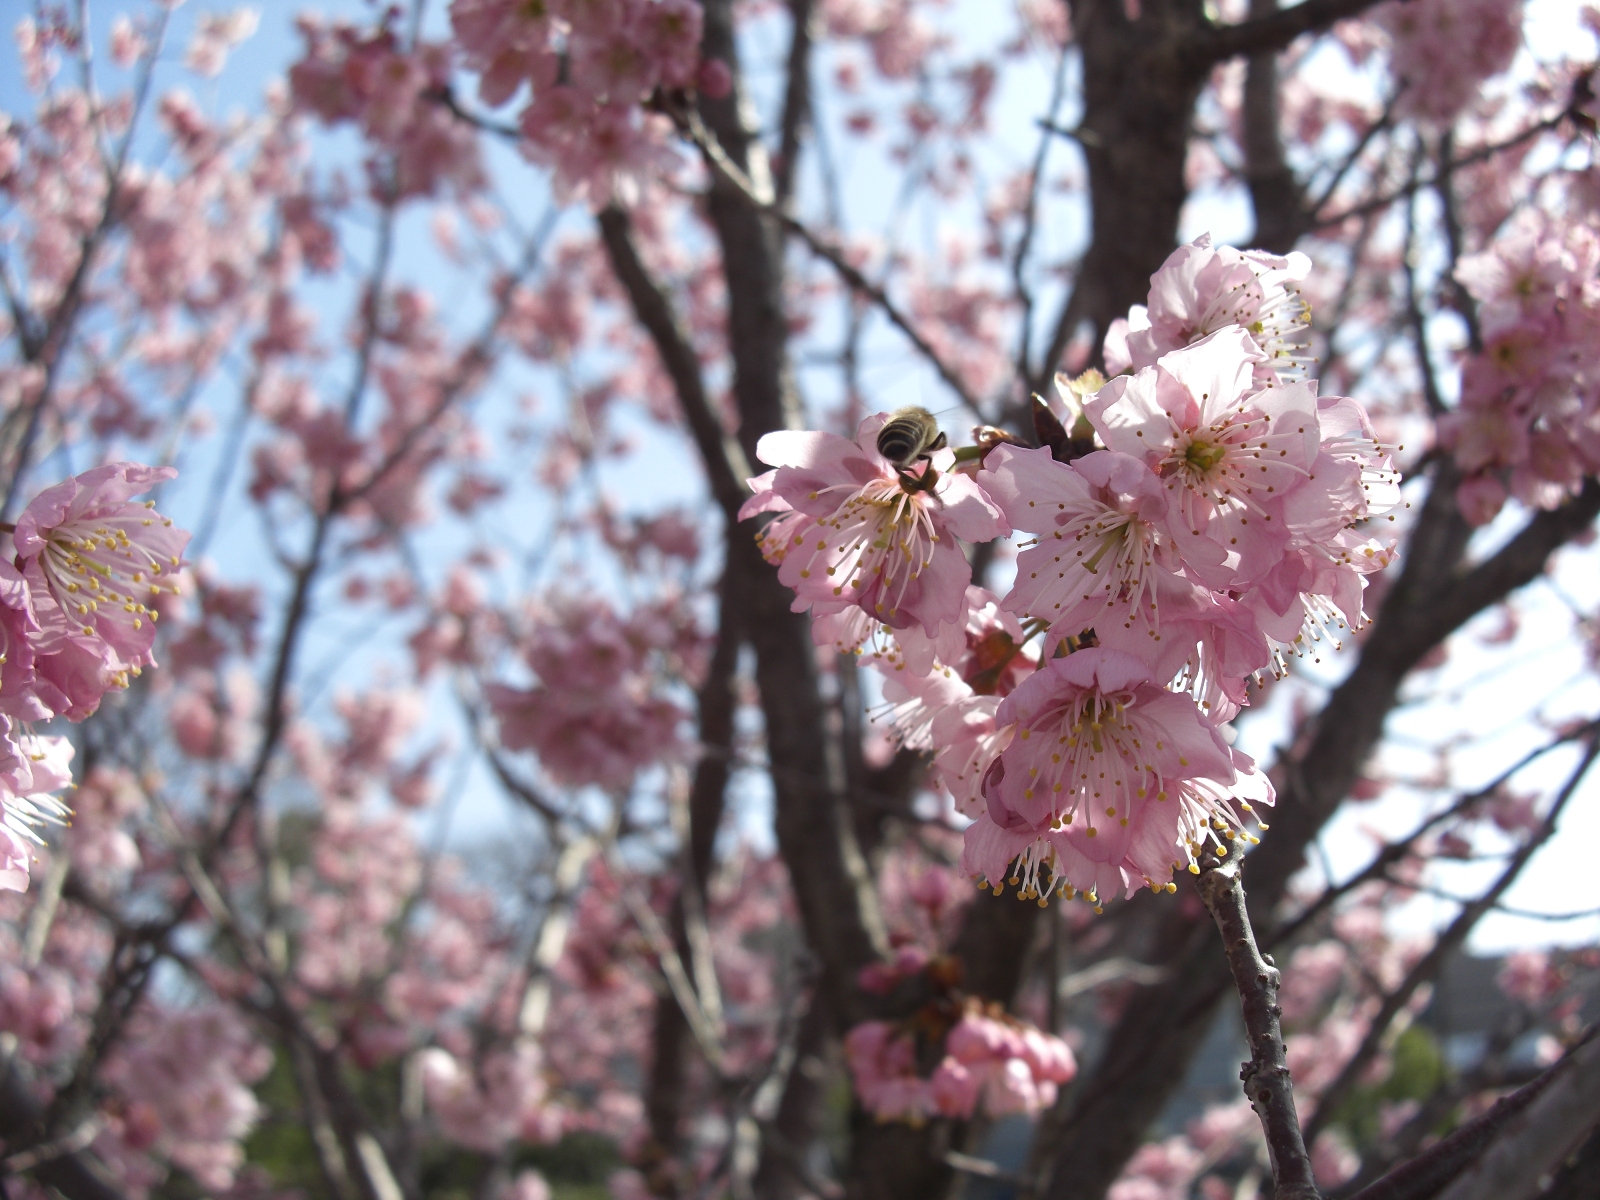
[877,406,947,493]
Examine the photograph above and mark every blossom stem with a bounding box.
[1196,857,1321,1200]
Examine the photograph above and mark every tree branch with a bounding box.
[1197,859,1321,1200]
[0,1057,125,1200]
[773,0,816,206]
[1314,110,1574,229]
[1191,0,1395,66]
[1302,733,1599,1145]
[1348,1028,1600,1200]
[1241,0,1308,252]
[1435,478,1600,633]
[1036,462,1599,1200]
[674,104,983,416]
[1264,715,1600,958]
[644,566,743,1181]
[1013,45,1074,383]
[597,205,751,518]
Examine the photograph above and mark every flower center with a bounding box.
[1184,440,1228,472]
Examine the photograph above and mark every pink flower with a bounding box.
[1279,942,1349,1026]
[1085,328,1321,588]
[1498,949,1559,1007]
[1440,211,1600,521]
[942,1013,1076,1116]
[0,825,32,893]
[12,463,189,700]
[0,559,50,721]
[109,16,146,67]
[1312,1129,1361,1188]
[185,10,259,78]
[486,595,688,789]
[1111,1136,1205,1200]
[0,724,74,892]
[870,586,1034,814]
[981,444,1219,642]
[1456,210,1594,339]
[928,687,1014,817]
[846,1010,1073,1123]
[989,649,1233,833]
[963,648,1242,902]
[741,414,1007,648]
[1168,765,1276,877]
[1240,394,1399,669]
[929,1057,980,1116]
[449,0,562,106]
[101,1005,271,1190]
[1378,0,1522,123]
[843,1020,933,1121]
[1119,234,1312,382]
[420,1044,558,1152]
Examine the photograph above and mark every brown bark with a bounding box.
[0,1057,126,1200]
[1242,0,1307,252]
[1038,0,1212,381]
[1197,861,1320,1200]
[640,568,744,1190]
[752,996,838,1200]
[1345,1030,1600,1200]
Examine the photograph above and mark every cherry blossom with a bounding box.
[1377,0,1523,123]
[0,4,1588,1197]
[1108,234,1313,383]
[963,647,1243,903]
[99,1006,272,1192]
[1085,327,1320,586]
[980,443,1218,642]
[1444,211,1600,522]
[0,724,74,892]
[742,414,1007,649]
[485,595,690,789]
[12,463,189,713]
[844,1006,1074,1122]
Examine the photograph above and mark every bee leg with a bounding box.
[895,463,940,494]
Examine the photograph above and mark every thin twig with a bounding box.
[1315,111,1574,230]
[1192,0,1422,65]
[1197,858,1321,1200]
[674,105,983,416]
[1306,99,1396,218]
[518,835,601,1040]
[1434,1029,1600,1200]
[1402,139,1447,417]
[608,851,730,1078]
[1303,733,1600,1145]
[596,205,751,516]
[1347,1026,1599,1200]
[1013,45,1073,381]
[3,1116,103,1174]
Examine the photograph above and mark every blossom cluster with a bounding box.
[289,17,486,200]
[98,1005,272,1192]
[484,594,692,790]
[0,463,190,892]
[1376,0,1523,124]
[745,235,1400,907]
[449,0,706,201]
[845,1006,1076,1122]
[1444,211,1600,524]
[845,948,1075,1122]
